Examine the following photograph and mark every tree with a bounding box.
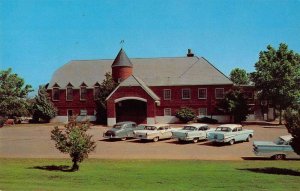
[175,107,196,123]
[284,107,300,155]
[51,118,96,171]
[0,68,33,117]
[95,73,118,124]
[217,90,249,123]
[31,85,57,123]
[230,68,250,85]
[251,43,300,124]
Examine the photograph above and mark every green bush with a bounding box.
[0,117,6,127]
[175,107,196,123]
[197,117,218,124]
[284,108,300,155]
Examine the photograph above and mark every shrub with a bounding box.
[284,108,300,155]
[0,117,6,127]
[175,107,196,123]
[51,118,96,171]
[197,117,218,124]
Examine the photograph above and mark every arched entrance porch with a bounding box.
[115,97,147,124]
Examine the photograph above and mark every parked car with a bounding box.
[172,123,215,143]
[207,124,254,145]
[133,124,173,142]
[253,135,299,160]
[103,121,143,140]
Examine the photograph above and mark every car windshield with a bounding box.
[216,127,231,132]
[145,126,157,130]
[183,126,196,130]
[113,125,122,129]
[274,138,286,145]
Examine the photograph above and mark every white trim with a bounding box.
[182,88,191,99]
[66,87,73,101]
[163,89,171,100]
[80,86,87,101]
[107,118,116,126]
[164,108,172,116]
[198,88,207,99]
[215,88,225,99]
[52,87,60,101]
[114,97,147,103]
[147,118,155,124]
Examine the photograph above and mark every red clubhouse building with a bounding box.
[47,49,255,126]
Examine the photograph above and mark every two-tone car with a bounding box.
[172,123,215,143]
[133,124,173,142]
[207,124,254,145]
[103,121,143,141]
[253,135,299,160]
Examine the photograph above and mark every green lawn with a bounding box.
[0,159,300,191]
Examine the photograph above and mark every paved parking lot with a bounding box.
[0,123,289,160]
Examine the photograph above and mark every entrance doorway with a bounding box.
[116,99,147,124]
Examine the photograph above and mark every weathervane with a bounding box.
[120,40,125,48]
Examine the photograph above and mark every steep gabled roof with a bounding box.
[106,75,160,101]
[111,48,133,68]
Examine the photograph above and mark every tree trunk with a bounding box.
[72,160,79,171]
[279,108,282,125]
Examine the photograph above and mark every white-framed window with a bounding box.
[182,89,191,99]
[198,88,207,99]
[66,87,73,101]
[80,86,87,100]
[94,86,100,100]
[163,89,171,100]
[164,108,172,116]
[199,108,207,116]
[52,88,60,101]
[215,88,224,99]
[80,109,87,116]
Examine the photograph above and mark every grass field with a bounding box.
[0,159,300,191]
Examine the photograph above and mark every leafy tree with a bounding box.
[51,118,96,171]
[0,68,33,117]
[230,68,250,85]
[284,107,300,155]
[217,90,249,123]
[95,73,118,124]
[31,86,57,123]
[251,43,300,124]
[175,107,196,123]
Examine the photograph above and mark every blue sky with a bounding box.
[1,0,300,92]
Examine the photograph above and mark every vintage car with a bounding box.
[172,123,215,143]
[207,124,254,145]
[253,135,299,160]
[103,121,143,140]
[133,124,173,142]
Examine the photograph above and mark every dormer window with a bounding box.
[94,82,101,100]
[66,83,73,101]
[52,83,60,101]
[80,82,87,101]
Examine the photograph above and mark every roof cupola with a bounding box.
[111,48,133,82]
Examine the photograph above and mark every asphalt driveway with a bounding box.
[0,123,290,160]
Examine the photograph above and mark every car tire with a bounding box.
[272,154,285,160]
[153,137,159,142]
[229,139,235,145]
[246,136,251,142]
[193,138,199,143]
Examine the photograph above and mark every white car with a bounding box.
[133,124,173,142]
[172,123,215,143]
